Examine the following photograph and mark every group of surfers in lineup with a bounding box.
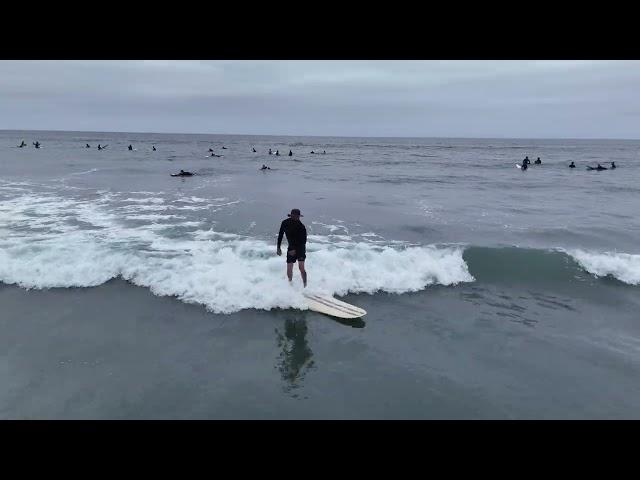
[519,156,617,171]
[18,140,41,149]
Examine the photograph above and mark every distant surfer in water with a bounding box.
[277,208,307,287]
[310,150,315,154]
[128,144,133,151]
[171,169,193,177]
[86,143,91,148]
[323,150,326,154]
[275,150,280,156]
[569,161,576,168]
[522,156,531,166]
[152,146,156,151]
[269,148,273,155]
[611,161,616,169]
[534,157,542,165]
[18,141,26,148]
[33,141,40,149]
[98,144,103,150]
[260,164,271,170]
[222,146,227,150]
[587,163,607,171]
[252,147,257,153]
[289,150,293,156]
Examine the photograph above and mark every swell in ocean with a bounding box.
[1,182,637,315]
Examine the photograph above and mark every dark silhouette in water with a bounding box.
[222,146,227,149]
[611,161,616,169]
[86,144,91,148]
[18,141,26,148]
[521,162,528,171]
[33,141,40,149]
[289,150,293,156]
[522,156,531,166]
[171,169,194,177]
[534,157,542,165]
[128,145,133,151]
[269,149,273,155]
[275,150,280,156]
[587,163,607,171]
[252,147,257,153]
[260,164,271,170]
[569,161,576,168]
[323,150,326,154]
[152,146,156,151]
[275,313,315,395]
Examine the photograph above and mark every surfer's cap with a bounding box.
[288,209,303,217]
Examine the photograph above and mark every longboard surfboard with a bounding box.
[302,292,366,319]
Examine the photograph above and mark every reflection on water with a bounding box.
[275,312,315,397]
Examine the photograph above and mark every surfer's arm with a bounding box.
[277,221,285,252]
[302,225,307,246]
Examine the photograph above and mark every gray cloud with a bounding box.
[1,60,639,138]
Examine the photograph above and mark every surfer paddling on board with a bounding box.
[277,209,308,287]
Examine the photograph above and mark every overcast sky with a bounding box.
[1,60,639,138]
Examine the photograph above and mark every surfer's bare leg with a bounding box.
[287,262,294,282]
[298,261,307,287]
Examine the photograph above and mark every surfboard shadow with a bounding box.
[325,315,366,329]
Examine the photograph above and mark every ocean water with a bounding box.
[1,130,639,419]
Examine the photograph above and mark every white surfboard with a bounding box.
[302,292,366,319]
[516,163,522,169]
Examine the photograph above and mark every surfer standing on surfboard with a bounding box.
[277,209,308,287]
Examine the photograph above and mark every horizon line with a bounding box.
[1,128,639,142]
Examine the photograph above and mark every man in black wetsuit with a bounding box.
[569,161,576,168]
[277,209,308,287]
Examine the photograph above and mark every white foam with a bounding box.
[0,190,475,313]
[568,250,640,285]
[122,197,165,204]
[124,214,185,221]
[312,221,348,233]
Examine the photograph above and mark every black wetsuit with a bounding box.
[278,218,307,263]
